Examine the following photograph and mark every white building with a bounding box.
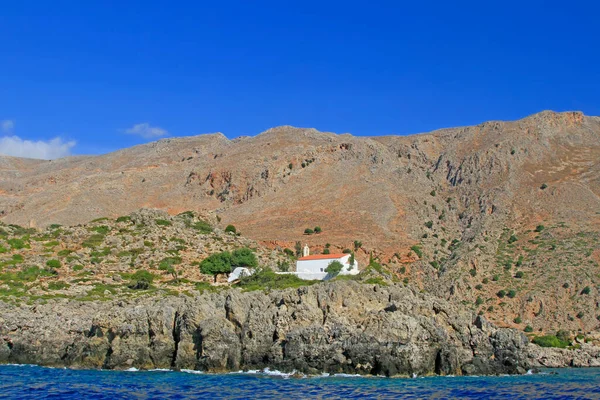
[294,250,359,280]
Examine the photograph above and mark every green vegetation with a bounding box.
[513,316,522,324]
[92,225,110,235]
[515,271,524,278]
[325,260,344,277]
[424,221,433,229]
[199,248,258,282]
[48,281,70,290]
[239,267,317,291]
[497,290,506,298]
[7,238,27,250]
[193,220,213,234]
[535,225,545,233]
[158,256,182,280]
[82,234,105,248]
[507,289,517,298]
[116,216,132,223]
[155,219,172,226]
[581,286,591,295]
[46,259,61,269]
[304,228,314,235]
[532,335,569,349]
[524,325,533,333]
[127,270,156,290]
[224,224,237,234]
[314,226,322,234]
[540,183,548,190]
[410,245,423,258]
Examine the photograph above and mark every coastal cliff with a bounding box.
[2,281,597,376]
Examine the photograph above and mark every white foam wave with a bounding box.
[181,369,204,375]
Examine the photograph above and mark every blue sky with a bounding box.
[1,1,599,158]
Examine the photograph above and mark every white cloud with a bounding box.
[0,136,76,160]
[124,123,169,139]
[1,120,14,134]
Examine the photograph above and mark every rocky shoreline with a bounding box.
[1,281,599,376]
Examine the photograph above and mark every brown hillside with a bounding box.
[1,110,599,333]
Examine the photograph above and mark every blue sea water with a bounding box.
[1,365,600,399]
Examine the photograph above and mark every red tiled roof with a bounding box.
[297,254,348,261]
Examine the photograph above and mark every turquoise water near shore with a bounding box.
[1,365,600,399]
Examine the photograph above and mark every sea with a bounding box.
[1,365,599,399]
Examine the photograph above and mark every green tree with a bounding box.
[349,252,355,270]
[325,260,344,277]
[322,248,330,254]
[231,248,258,269]
[200,251,233,282]
[225,225,237,234]
[304,228,314,235]
[294,241,302,257]
[314,226,322,234]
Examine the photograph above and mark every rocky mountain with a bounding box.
[1,110,599,335]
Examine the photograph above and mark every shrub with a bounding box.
[7,238,27,250]
[155,219,172,226]
[193,220,213,234]
[540,183,548,190]
[513,316,522,324]
[563,282,569,289]
[497,290,506,298]
[0,246,7,254]
[128,270,155,290]
[342,249,352,254]
[507,289,517,298]
[430,190,436,197]
[469,269,477,277]
[475,296,484,305]
[46,259,61,269]
[322,248,330,254]
[304,228,314,235]
[429,261,439,269]
[283,248,295,257]
[425,221,433,229]
[475,284,483,290]
[524,325,533,333]
[532,335,568,348]
[116,216,131,223]
[508,235,518,244]
[581,286,591,295]
[482,278,489,284]
[534,225,545,233]
[314,226,322,234]
[225,225,237,234]
[515,271,524,278]
[410,245,423,258]
[92,226,110,234]
[576,311,584,319]
[353,240,362,250]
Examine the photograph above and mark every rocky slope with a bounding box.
[4,280,596,376]
[1,110,599,335]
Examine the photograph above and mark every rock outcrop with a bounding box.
[0,281,560,376]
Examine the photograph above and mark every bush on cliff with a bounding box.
[128,270,155,290]
[532,335,569,349]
